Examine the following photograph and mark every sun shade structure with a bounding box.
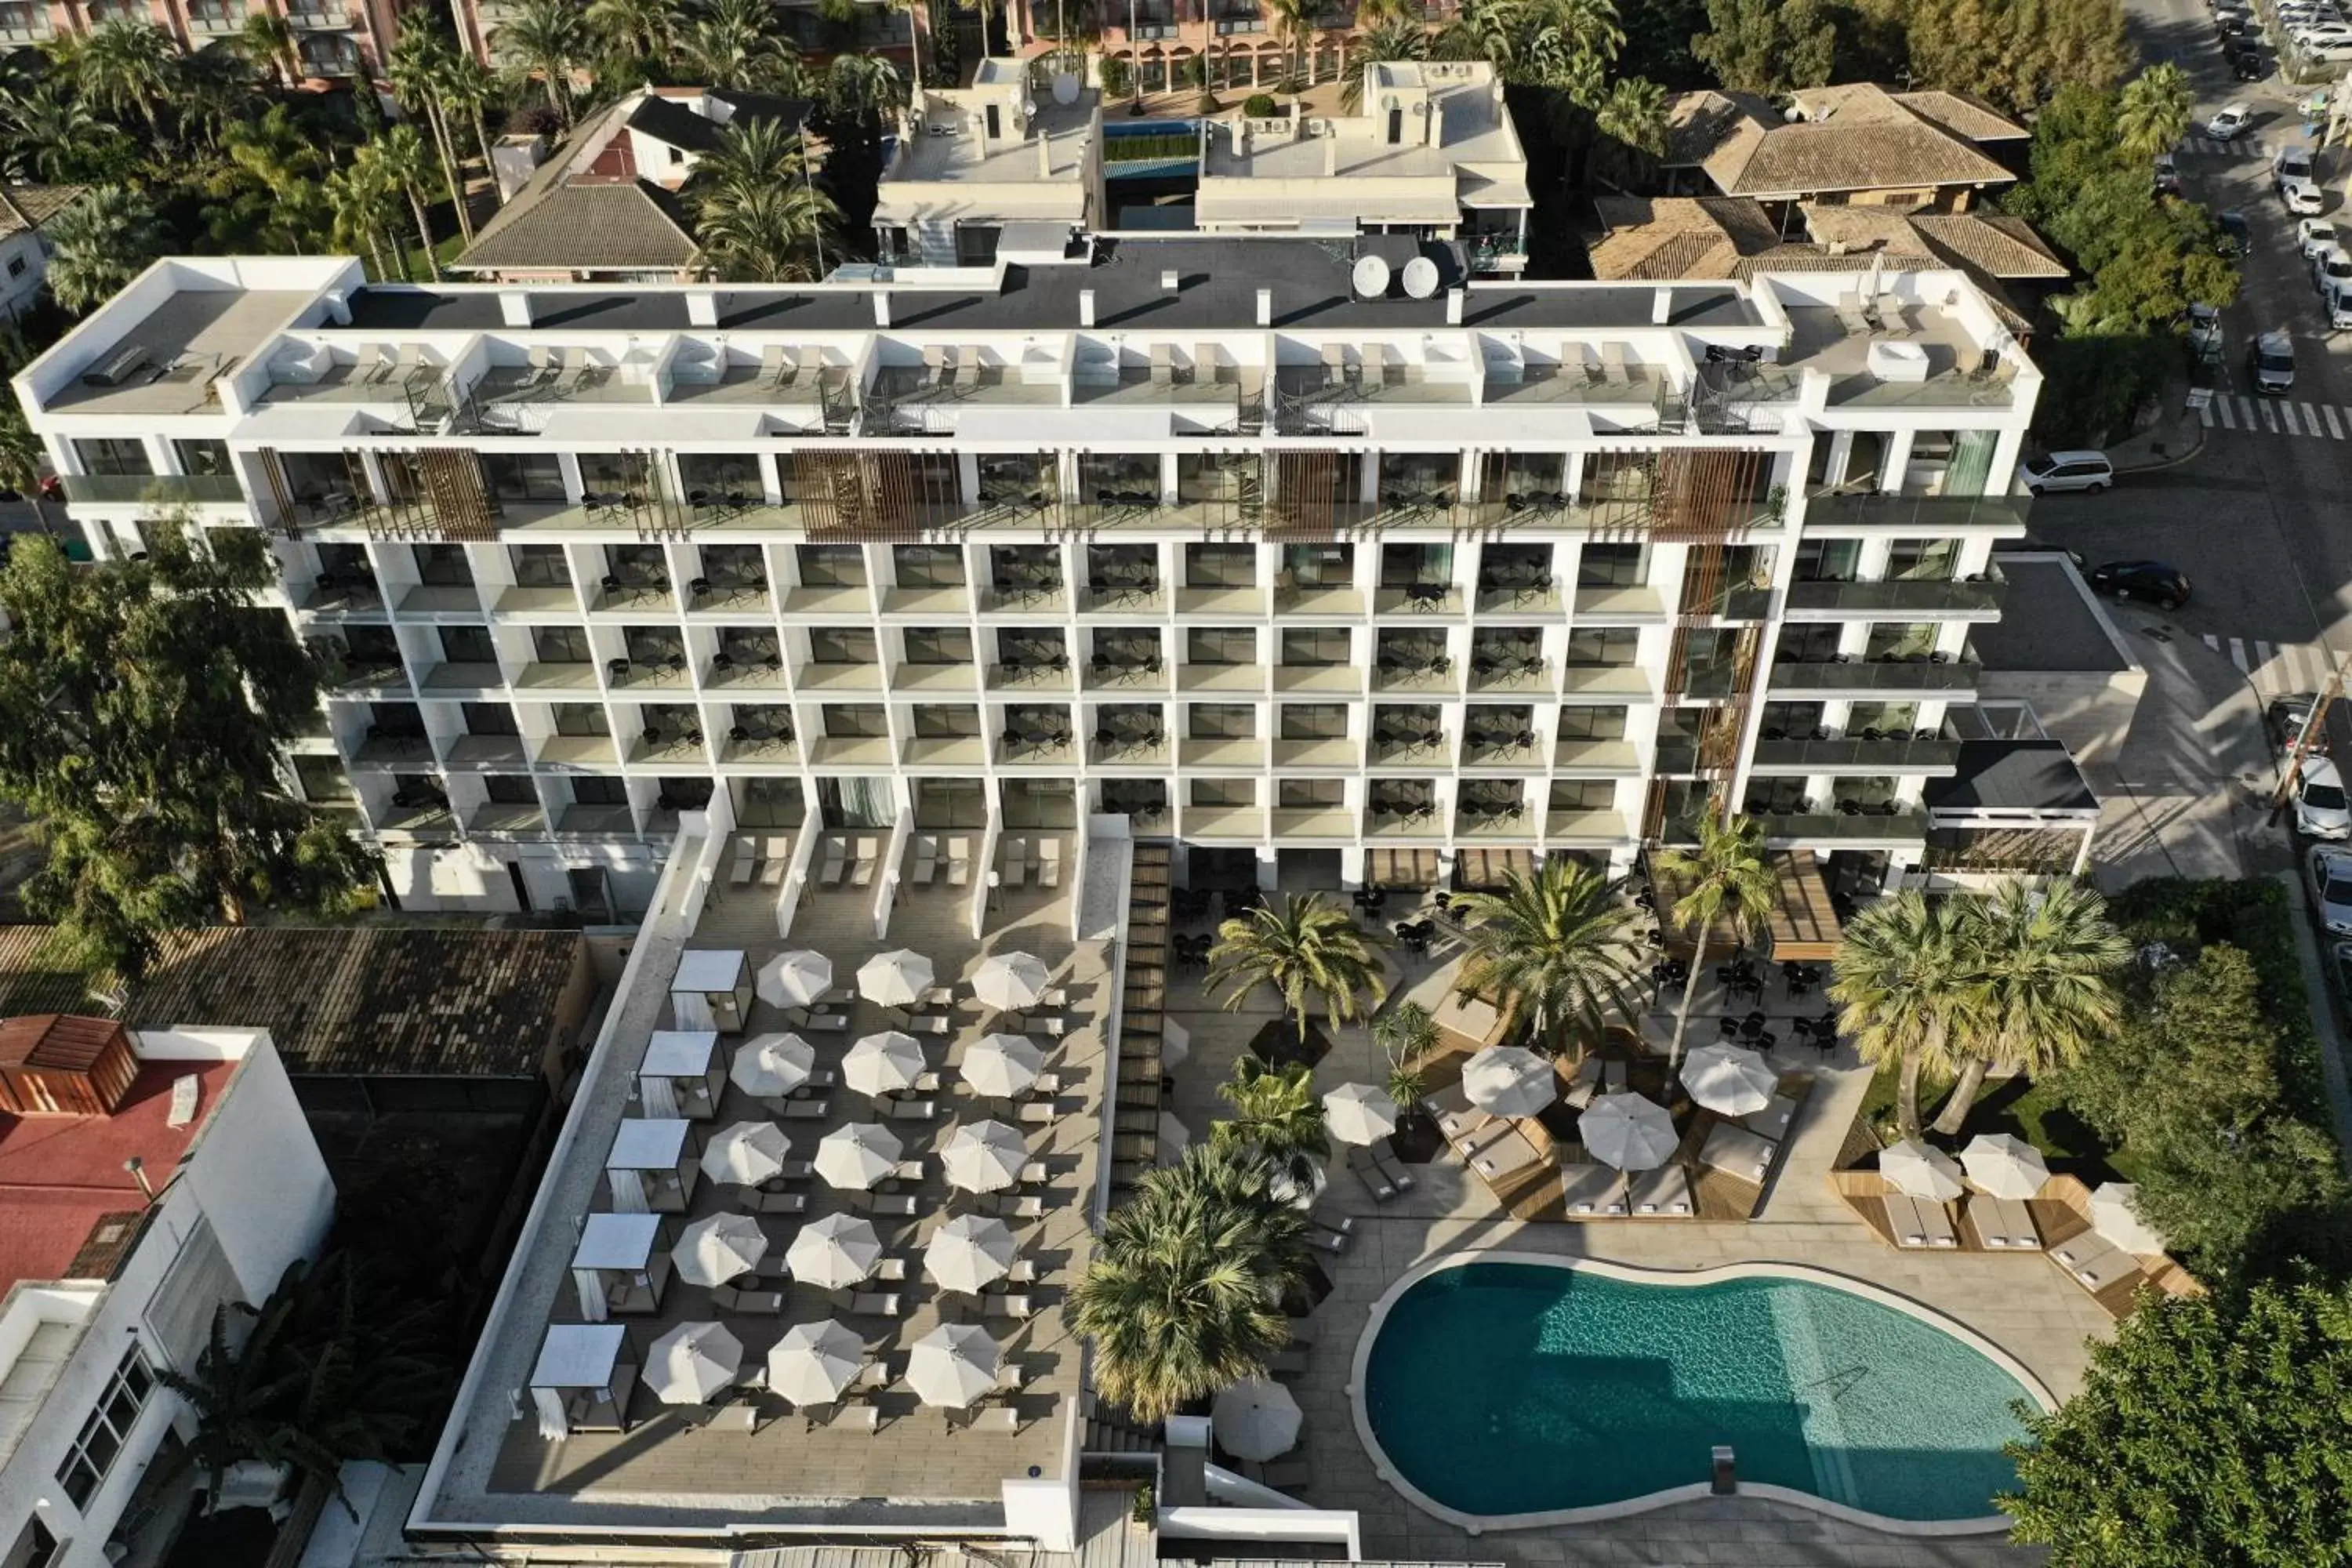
[765,1320,867,1405]
[1879,1138,1965,1201]
[906,1322,1000,1407]
[1210,1376,1302,1461]
[786,1213,884,1290]
[941,1119,1029,1193]
[1961,1132,2049,1199]
[699,1120,789,1186]
[972,950,1051,1011]
[844,1030,927,1097]
[1322,1082,1400,1145]
[1679,1043,1778,1116]
[857,949,935,1007]
[923,1213,1018,1293]
[670,1212,766,1287]
[1577,1091,1680,1171]
[2090,1181,2165,1254]
[961,1033,1045,1098]
[644,1320,742,1404]
[815,1122,904,1190]
[729,1033,815,1098]
[1461,1044,1557,1116]
[1648,848,1846,961]
[757,949,833,1009]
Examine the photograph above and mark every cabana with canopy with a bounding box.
[638,1030,724,1119]
[605,1117,700,1212]
[568,1211,676,1320]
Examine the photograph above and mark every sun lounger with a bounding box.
[913,834,939,885]
[1018,1100,1058,1125]
[1969,1194,2031,1248]
[1002,850,1027,890]
[760,835,792,887]
[731,835,758,886]
[1306,1202,1354,1236]
[819,841,848,886]
[1266,1345,1309,1378]
[1345,1144,1396,1201]
[2049,1233,2138,1292]
[887,1160,927,1186]
[1559,1162,1628,1216]
[1993,1196,2039,1248]
[1256,1457,1312,1493]
[1003,1258,1038,1286]
[781,1098,832,1120]
[854,1192,920,1218]
[1561,1055,1604,1109]
[983,1293,1036,1320]
[1742,1094,1797,1141]
[989,1192,1044,1221]
[851,837,880,887]
[1628,1163,1693,1216]
[1036,840,1062,888]
[1698,1121,1777,1183]
[755,1189,809,1215]
[1022,1014,1066,1039]
[946,837,972,886]
[1305,1225,1348,1253]
[884,1099,937,1122]
[1369,1138,1416,1191]
[851,1290,904,1316]
[1468,1123,1544,1183]
[789,1007,848,1032]
[771,1160,815,1184]
[713,1285,784,1313]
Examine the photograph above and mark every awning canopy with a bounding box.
[1648,848,1845,961]
[1455,847,1537,891]
[1366,848,1441,888]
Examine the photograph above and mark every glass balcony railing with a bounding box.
[1768,655,1979,692]
[61,473,245,504]
[1784,570,2007,615]
[1800,492,2031,532]
[1755,808,1929,841]
[1748,734,1962,770]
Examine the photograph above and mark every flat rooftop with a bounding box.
[44,286,314,416]
[1926,740,2100,813]
[1972,554,2132,675]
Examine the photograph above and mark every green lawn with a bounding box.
[372,231,468,285]
[1857,1061,2143,1183]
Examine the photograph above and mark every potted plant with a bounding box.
[1130,1481,1156,1527]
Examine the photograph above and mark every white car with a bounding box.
[2309,38,2352,58]
[2208,103,2255,139]
[2297,757,2352,838]
[2301,218,2339,260]
[2328,278,2352,328]
[2295,21,2352,43]
[2014,450,2114,495]
[2285,176,2327,215]
[2316,245,2352,292]
[2310,844,2352,933]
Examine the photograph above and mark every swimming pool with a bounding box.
[1353,1254,2049,1534]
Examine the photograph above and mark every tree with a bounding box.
[1341,14,1428,108]
[42,185,162,312]
[589,0,681,64]
[210,104,334,255]
[1591,73,1669,187]
[437,50,503,206]
[238,6,296,87]
[365,124,444,282]
[1929,879,2127,1134]
[1453,858,1642,1058]
[1207,893,1391,1051]
[1904,0,2126,118]
[822,50,902,130]
[1653,812,1779,1068]
[0,393,49,536]
[678,0,800,91]
[387,24,474,243]
[1444,0,1625,100]
[1068,1142,1308,1423]
[326,158,406,280]
[1831,889,1974,1141]
[1690,0,1835,95]
[0,82,132,185]
[2002,1280,2352,1566]
[1212,1054,1330,1192]
[686,116,838,280]
[0,528,377,981]
[1261,0,1315,89]
[1373,1000,1439,1107]
[63,20,180,136]
[494,0,590,126]
[2114,61,2194,162]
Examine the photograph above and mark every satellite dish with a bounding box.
[1352,255,1392,299]
[1401,256,1440,299]
[1051,73,1080,105]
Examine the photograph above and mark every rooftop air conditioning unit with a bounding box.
[81,343,152,388]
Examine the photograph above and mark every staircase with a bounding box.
[1111,842,1171,1200]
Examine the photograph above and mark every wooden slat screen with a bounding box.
[419,450,500,542]
[259,449,298,538]
[1264,450,1354,540]
[791,450,949,542]
[1653,448,1771,541]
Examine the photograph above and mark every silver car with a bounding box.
[2308,843,2352,934]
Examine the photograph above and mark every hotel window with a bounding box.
[1563,628,1639,666]
[1555,706,1627,741]
[171,437,232,477]
[483,452,566,503]
[1188,703,1255,739]
[797,544,866,587]
[1548,779,1617,814]
[1280,628,1350,666]
[810,628,876,665]
[510,544,571,587]
[533,626,590,663]
[1279,779,1344,810]
[904,628,972,665]
[1792,537,1861,582]
[1576,543,1647,587]
[912,705,981,738]
[824,704,888,737]
[412,543,472,586]
[485,775,539,806]
[1190,778,1255,808]
[1187,627,1255,665]
[553,703,608,736]
[463,702,518,736]
[57,1348,154,1508]
[1884,539,1961,581]
[573,775,629,805]
[1185,543,1258,588]
[892,544,965,588]
[1776,622,1842,663]
[1280,703,1348,739]
[70,437,150,477]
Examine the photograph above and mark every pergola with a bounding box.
[1646,848,1845,962]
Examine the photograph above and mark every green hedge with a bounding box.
[1104,132,1196,163]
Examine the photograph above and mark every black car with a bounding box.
[2219,209,2253,256]
[2268,693,2336,757]
[2232,43,2267,78]
[2087,560,2191,609]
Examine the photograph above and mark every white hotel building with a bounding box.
[10,242,2094,916]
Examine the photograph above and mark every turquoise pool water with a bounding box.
[1363,1262,2037,1523]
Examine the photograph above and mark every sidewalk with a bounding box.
[2273,869,2352,1169]
[2105,378,2209,473]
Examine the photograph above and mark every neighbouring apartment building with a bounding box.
[12,238,2101,916]
[2,0,390,82]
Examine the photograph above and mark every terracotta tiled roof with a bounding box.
[1588,195,1782,281]
[1673,82,2017,198]
[1910,212,2069,278]
[1661,89,1775,169]
[455,180,700,274]
[0,183,85,240]
[1892,89,2030,143]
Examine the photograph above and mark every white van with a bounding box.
[2328,280,2352,330]
[2015,451,2115,495]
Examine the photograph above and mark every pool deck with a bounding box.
[1164,913,2110,1568]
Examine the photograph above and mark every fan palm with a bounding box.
[326,158,405,279]
[436,50,502,202]
[2115,61,2194,162]
[822,51,902,130]
[0,82,109,182]
[66,19,181,136]
[1929,880,2128,1135]
[678,0,799,91]
[493,0,590,125]
[1653,812,1780,1068]
[1831,890,1976,1140]
[42,185,162,312]
[1591,72,1668,186]
[1260,0,1314,87]
[1069,1142,1308,1423]
[1454,858,1643,1058]
[361,124,443,281]
[215,104,332,252]
[1212,1054,1329,1190]
[1341,15,1428,108]
[686,117,837,280]
[1207,892,1391,1051]
[590,0,681,63]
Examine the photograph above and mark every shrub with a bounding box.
[1243,93,1279,118]
[1098,54,1131,98]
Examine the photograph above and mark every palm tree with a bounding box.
[2115,61,2194,162]
[885,0,928,93]
[1260,0,1313,89]
[387,26,474,242]
[1590,73,1668,187]
[824,52,902,131]
[590,0,681,63]
[1068,1142,1308,1423]
[1207,892,1391,1052]
[1653,813,1780,1068]
[437,50,502,205]
[67,19,180,136]
[1372,999,1439,1107]
[363,125,442,281]
[1213,1054,1329,1191]
[494,0,590,126]
[685,117,838,280]
[42,186,162,312]
[1341,14,1428,108]
[1831,890,1975,1140]
[1929,880,2128,1135]
[0,82,107,182]
[0,396,50,537]
[238,7,296,88]
[215,104,332,252]
[1454,858,1643,1059]
[678,0,798,91]
[326,159,405,279]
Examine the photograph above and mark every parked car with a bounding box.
[2268,692,2334,757]
[2302,218,2340,260]
[2016,450,2114,495]
[2292,20,2352,42]
[2277,145,2325,212]
[2296,756,2352,838]
[2308,844,2352,935]
[2219,209,2253,256]
[2250,328,2296,394]
[2208,102,2255,139]
[2086,560,2190,608]
[2232,42,2268,77]
[2156,151,2183,196]
[2189,300,2226,364]
[2218,12,2250,38]
[2326,278,2352,329]
[2317,244,2352,292]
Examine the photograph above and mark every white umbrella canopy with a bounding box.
[1680,1043,1778,1116]
[942,1119,1030,1193]
[815,1122,905,1190]
[963,1033,1045,1098]
[1461,1044,1557,1117]
[1578,1092,1680,1171]
[1962,1133,2049,1200]
[671,1212,766,1287]
[924,1214,1019,1294]
[757,950,833,1009]
[906,1323,1001,1408]
[700,1120,790,1186]
[1210,1376,1302,1461]
[729,1033,815,1098]
[973,951,1051,1011]
[857,949,935,1007]
[645,1320,742,1404]
[1880,1138,1966,1202]
[2091,1181,2167,1254]
[1323,1082,1400,1146]
[786,1213,884,1290]
[766,1320,868,1406]
[844,1030,927,1097]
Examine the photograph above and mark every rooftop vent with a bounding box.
[81,344,152,388]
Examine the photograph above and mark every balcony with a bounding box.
[1083,659,1168,693]
[1468,656,1551,695]
[444,735,528,768]
[1081,582,1166,614]
[466,803,547,837]
[1271,808,1355,838]
[536,735,619,768]
[981,583,1069,615]
[722,731,799,764]
[395,584,483,617]
[1678,662,1742,701]
[1686,586,1776,621]
[1653,739,1700,775]
[781,584,875,615]
[1748,734,1963,771]
[1180,737,1266,768]
[901,735,986,767]
[1783,572,2009,616]
[1552,739,1639,772]
[609,658,695,691]
[881,584,973,616]
[1756,807,1929,842]
[1272,737,1359,768]
[806,735,894,766]
[285,2,355,28]
[1091,730,1170,767]
[707,657,788,691]
[321,660,407,696]
[986,660,1073,692]
[1176,662,1266,695]
[297,578,385,618]
[1184,804,1268,838]
[631,731,709,766]
[1372,660,1457,695]
[60,473,243,505]
[799,659,884,692]
[493,586,579,615]
[1476,582,1563,615]
[1363,804,1444,839]
[1273,585,1366,617]
[556,803,638,836]
[1572,585,1666,619]
[416,662,506,695]
[1457,804,1537,839]
[591,582,675,614]
[1767,655,1979,694]
[1373,585,1463,616]
[1545,809,1629,844]
[1175,586,1269,617]
[1559,665,1653,699]
[185,4,247,33]
[1272,663,1363,695]
[892,661,979,694]
[997,731,1077,767]
[1801,492,2031,533]
[514,661,601,691]
[688,580,774,615]
[349,731,434,767]
[376,801,457,837]
[1369,731,1448,767]
[1461,734,1544,769]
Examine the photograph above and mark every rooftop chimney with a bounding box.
[1652,287,1671,325]
[1445,288,1464,325]
[1161,270,1180,295]
[873,291,891,327]
[499,291,533,328]
[687,292,719,326]
[1256,288,1273,326]
[1080,289,1097,327]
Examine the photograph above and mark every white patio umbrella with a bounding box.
[2091,1181,2166,1254]
[942,1119,1029,1193]
[729,1032,815,1098]
[766,1320,868,1406]
[857,949,935,1007]
[844,1030,927,1097]
[973,950,1051,1011]
[815,1122,904,1190]
[1210,1377,1301,1461]
[700,1120,790,1186]
[963,1033,1045,1098]
[906,1322,1000,1408]
[757,950,833,1009]
[1578,1091,1680,1171]
[1461,1044,1557,1117]
[671,1212,767,1287]
[786,1213,884,1290]
[1323,1082,1400,1146]
[924,1213,1019,1294]
[1157,1111,1190,1167]
[1961,1133,2049,1200]
[1880,1138,1966,1202]
[1679,1043,1778,1117]
[645,1320,742,1405]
